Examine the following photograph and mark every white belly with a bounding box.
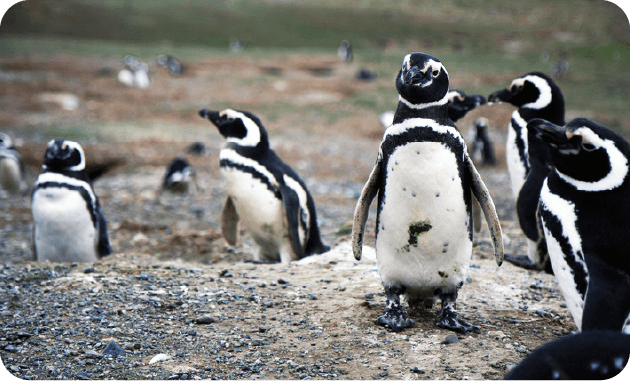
[32,187,99,262]
[376,142,471,296]
[221,167,289,261]
[506,124,527,199]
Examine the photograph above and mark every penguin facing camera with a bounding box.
[470,117,496,166]
[531,117,630,333]
[352,52,504,333]
[488,72,565,273]
[31,139,111,262]
[0,132,28,196]
[118,55,151,88]
[199,108,330,263]
[337,40,353,63]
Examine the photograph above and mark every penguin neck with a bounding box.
[42,167,91,183]
[393,96,450,125]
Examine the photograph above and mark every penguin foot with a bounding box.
[436,314,480,334]
[504,254,542,270]
[376,310,414,332]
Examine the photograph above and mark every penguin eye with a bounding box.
[432,69,439,76]
[582,143,596,151]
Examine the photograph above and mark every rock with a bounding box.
[411,367,425,374]
[102,341,126,358]
[84,350,102,359]
[149,353,171,364]
[194,316,216,324]
[277,278,289,285]
[75,371,91,380]
[441,334,459,344]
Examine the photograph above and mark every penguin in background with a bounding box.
[378,89,486,128]
[199,108,330,263]
[156,156,199,202]
[31,139,111,262]
[352,53,504,333]
[470,117,497,167]
[504,330,630,380]
[488,72,565,272]
[157,54,184,77]
[0,132,28,196]
[118,55,150,88]
[337,40,353,63]
[530,117,630,334]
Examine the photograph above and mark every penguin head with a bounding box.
[396,53,450,106]
[488,72,561,110]
[0,132,14,149]
[530,118,629,190]
[43,139,86,172]
[199,108,268,149]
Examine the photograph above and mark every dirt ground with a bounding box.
[0,53,579,379]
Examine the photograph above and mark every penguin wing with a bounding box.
[279,183,307,259]
[466,156,504,266]
[220,196,240,246]
[351,156,381,260]
[96,206,112,258]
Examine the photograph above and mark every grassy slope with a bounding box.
[1,0,629,132]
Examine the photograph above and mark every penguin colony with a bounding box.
[5,48,630,378]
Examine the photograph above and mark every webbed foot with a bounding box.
[436,291,480,334]
[377,285,414,332]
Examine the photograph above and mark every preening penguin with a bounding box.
[504,331,630,380]
[31,139,111,262]
[199,108,330,263]
[352,53,504,333]
[0,132,28,195]
[488,72,565,272]
[530,117,630,333]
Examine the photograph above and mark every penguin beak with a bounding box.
[199,109,223,127]
[403,66,430,86]
[529,119,581,154]
[488,88,512,103]
[470,94,487,107]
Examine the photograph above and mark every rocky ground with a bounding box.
[1,54,578,380]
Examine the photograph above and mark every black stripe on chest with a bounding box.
[511,116,531,175]
[34,182,98,227]
[220,159,282,199]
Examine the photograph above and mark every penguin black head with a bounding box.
[163,156,192,189]
[489,72,562,109]
[396,52,450,106]
[43,139,86,172]
[446,90,487,122]
[530,117,630,190]
[199,108,269,150]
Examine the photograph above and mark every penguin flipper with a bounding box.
[466,157,504,266]
[352,157,381,261]
[96,207,112,258]
[279,184,306,259]
[220,196,239,246]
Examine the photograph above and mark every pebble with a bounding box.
[194,316,216,324]
[84,350,102,359]
[102,341,126,358]
[441,334,459,344]
[149,353,171,364]
[411,367,425,374]
[277,278,289,285]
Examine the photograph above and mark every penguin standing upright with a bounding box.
[530,117,630,333]
[199,108,329,263]
[0,132,27,195]
[31,139,111,262]
[488,72,565,272]
[352,53,504,333]
[156,156,198,202]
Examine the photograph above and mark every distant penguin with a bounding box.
[199,108,330,263]
[337,40,353,63]
[161,156,196,193]
[31,139,111,262]
[470,117,496,166]
[378,90,486,128]
[530,117,630,333]
[352,53,504,333]
[488,72,565,272]
[505,331,630,380]
[118,55,150,88]
[0,132,27,195]
[157,54,184,76]
[187,142,208,156]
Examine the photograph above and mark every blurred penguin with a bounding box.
[157,54,184,77]
[118,55,151,88]
[156,156,198,203]
[470,117,497,166]
[0,132,28,196]
[337,40,353,63]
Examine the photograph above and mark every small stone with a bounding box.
[194,316,216,325]
[364,293,375,299]
[441,334,459,344]
[75,371,91,380]
[149,353,171,364]
[277,278,289,285]
[3,344,17,353]
[411,367,425,374]
[103,341,126,358]
[83,267,95,274]
[84,350,102,359]
[220,269,233,278]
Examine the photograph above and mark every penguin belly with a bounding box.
[376,142,471,298]
[506,122,528,199]
[32,187,99,262]
[539,184,587,330]
[0,158,21,193]
[221,167,290,261]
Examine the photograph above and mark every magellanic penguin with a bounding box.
[378,89,486,128]
[352,53,504,333]
[31,139,111,262]
[530,117,630,333]
[488,72,565,272]
[504,330,630,380]
[199,108,330,263]
[0,132,28,195]
[156,156,198,202]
